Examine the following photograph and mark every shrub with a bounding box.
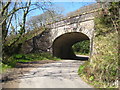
[72,40,90,55]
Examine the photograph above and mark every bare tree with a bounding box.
[1,0,54,41]
[0,0,60,59]
[26,10,64,32]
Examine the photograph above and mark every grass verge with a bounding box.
[1,53,61,73]
[78,61,118,88]
[0,62,11,74]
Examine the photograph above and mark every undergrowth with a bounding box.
[0,62,11,74]
[5,26,46,46]
[2,53,61,68]
[72,40,90,55]
[78,22,118,88]
[78,2,119,88]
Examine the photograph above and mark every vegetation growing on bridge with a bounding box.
[78,2,119,88]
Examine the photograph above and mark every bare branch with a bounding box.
[0,0,11,15]
[0,6,29,25]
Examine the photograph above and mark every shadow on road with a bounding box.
[63,55,89,61]
[2,55,89,83]
[2,60,56,82]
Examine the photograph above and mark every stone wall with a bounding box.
[21,30,51,54]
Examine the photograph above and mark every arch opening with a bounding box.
[52,32,90,60]
[72,40,90,60]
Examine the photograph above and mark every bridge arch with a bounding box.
[52,32,90,59]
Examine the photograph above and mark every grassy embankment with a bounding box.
[78,7,119,88]
[78,31,118,88]
[1,27,61,73]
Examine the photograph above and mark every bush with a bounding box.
[72,40,90,55]
[78,3,119,87]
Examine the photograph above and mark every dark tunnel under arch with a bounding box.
[52,32,90,59]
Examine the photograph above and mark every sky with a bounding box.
[3,0,96,2]
[53,2,96,16]
[27,1,96,20]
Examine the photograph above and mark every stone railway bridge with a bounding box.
[21,3,104,59]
